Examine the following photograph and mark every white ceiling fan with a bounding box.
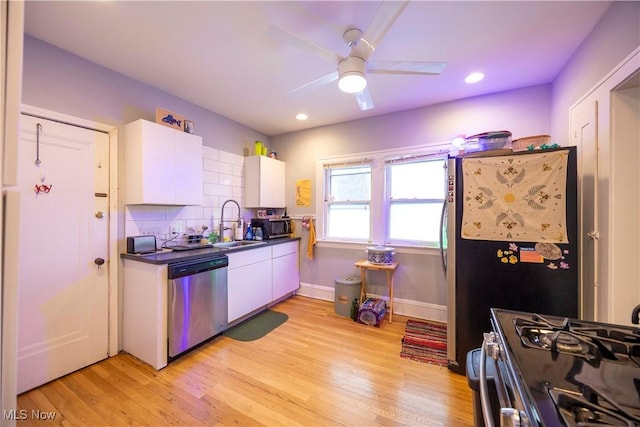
[271,1,446,111]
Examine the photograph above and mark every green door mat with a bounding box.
[224,310,288,341]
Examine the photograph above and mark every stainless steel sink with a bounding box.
[212,240,267,249]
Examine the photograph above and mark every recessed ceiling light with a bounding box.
[296,113,308,121]
[465,72,485,84]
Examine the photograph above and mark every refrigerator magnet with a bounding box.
[519,247,544,263]
[534,242,562,260]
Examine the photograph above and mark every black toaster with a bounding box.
[126,235,157,254]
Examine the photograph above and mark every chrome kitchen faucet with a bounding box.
[220,199,241,241]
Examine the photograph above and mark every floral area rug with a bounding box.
[400,319,447,366]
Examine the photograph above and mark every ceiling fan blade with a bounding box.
[368,60,447,75]
[267,25,343,63]
[358,0,409,61]
[287,71,339,97]
[355,87,374,111]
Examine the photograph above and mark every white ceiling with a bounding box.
[24,1,611,137]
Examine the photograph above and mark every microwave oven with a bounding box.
[251,218,292,240]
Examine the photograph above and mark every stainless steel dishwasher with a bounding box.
[167,255,228,359]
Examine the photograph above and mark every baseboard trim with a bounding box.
[296,282,447,323]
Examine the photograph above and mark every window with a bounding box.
[324,164,371,240]
[318,147,448,248]
[385,157,446,245]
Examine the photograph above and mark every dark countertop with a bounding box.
[120,237,301,265]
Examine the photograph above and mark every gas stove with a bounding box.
[481,309,640,427]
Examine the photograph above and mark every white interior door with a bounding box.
[609,76,640,326]
[16,114,109,393]
[571,99,598,321]
[571,48,640,324]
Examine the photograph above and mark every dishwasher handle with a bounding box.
[168,256,228,279]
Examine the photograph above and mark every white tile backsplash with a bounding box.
[125,149,247,242]
[203,157,219,172]
[219,151,244,166]
[203,171,218,185]
[203,182,218,196]
[218,173,233,186]
[203,146,219,161]
[211,184,233,198]
[214,161,233,175]
[231,164,243,177]
[232,186,243,199]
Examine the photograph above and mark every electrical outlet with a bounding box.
[170,221,185,234]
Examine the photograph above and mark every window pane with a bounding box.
[327,204,369,239]
[330,167,371,201]
[390,160,445,199]
[389,203,442,242]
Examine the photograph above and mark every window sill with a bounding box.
[316,239,443,256]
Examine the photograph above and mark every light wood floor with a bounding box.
[17,296,474,426]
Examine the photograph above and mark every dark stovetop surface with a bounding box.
[491,308,640,426]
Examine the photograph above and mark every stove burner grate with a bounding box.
[535,330,586,353]
[549,388,640,426]
[514,314,640,366]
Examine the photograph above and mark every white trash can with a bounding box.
[334,276,361,318]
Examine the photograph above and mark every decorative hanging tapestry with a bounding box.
[461,150,569,243]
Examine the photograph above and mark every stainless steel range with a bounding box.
[478,308,640,426]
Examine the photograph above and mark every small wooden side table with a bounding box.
[354,259,399,323]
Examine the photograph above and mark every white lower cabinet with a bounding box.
[121,241,301,371]
[227,247,273,322]
[272,241,300,301]
[122,260,168,370]
[227,240,300,323]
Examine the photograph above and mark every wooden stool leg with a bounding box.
[359,267,366,304]
[386,270,393,323]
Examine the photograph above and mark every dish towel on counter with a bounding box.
[306,217,316,260]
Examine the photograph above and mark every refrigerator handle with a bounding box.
[439,200,447,276]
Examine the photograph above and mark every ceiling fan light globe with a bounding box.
[339,73,367,93]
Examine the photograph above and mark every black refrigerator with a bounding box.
[444,147,578,375]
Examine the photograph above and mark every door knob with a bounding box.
[94,257,105,266]
[95,211,104,218]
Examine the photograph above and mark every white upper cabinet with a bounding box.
[244,155,285,208]
[124,119,203,205]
